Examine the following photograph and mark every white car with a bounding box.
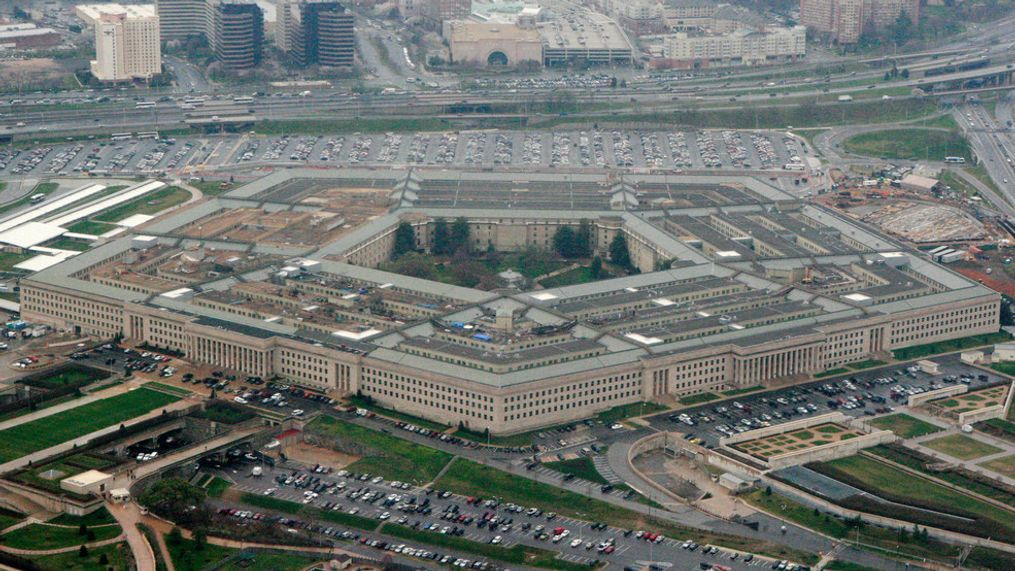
[491,536,503,545]
[570,538,582,548]
[292,409,304,417]
[610,423,623,430]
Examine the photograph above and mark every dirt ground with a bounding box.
[0,58,71,92]
[283,441,360,469]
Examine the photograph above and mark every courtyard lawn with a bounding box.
[48,507,116,527]
[94,186,190,223]
[164,535,235,571]
[979,454,1015,478]
[436,459,816,564]
[678,392,719,406]
[306,415,452,483]
[596,401,667,424]
[842,129,972,162]
[1,522,122,550]
[0,387,180,463]
[869,413,943,439]
[66,219,117,235]
[0,251,32,272]
[216,551,324,570]
[922,434,1003,460]
[205,476,233,498]
[21,365,107,389]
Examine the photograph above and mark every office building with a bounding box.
[20,169,999,436]
[661,25,806,68]
[207,0,263,69]
[277,0,354,67]
[420,0,472,27]
[154,0,207,41]
[77,4,162,81]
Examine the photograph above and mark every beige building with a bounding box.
[447,21,542,67]
[19,170,1001,435]
[77,4,162,81]
[662,25,806,67]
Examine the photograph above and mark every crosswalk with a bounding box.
[528,464,633,501]
[592,455,623,484]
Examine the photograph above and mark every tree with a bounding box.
[609,234,632,269]
[576,219,593,257]
[890,12,915,46]
[431,218,450,256]
[552,226,579,258]
[138,479,206,522]
[78,524,87,536]
[450,217,471,254]
[590,256,604,279]
[78,545,89,558]
[387,252,435,280]
[900,68,909,79]
[99,553,109,565]
[391,221,415,260]
[194,527,207,551]
[764,485,772,496]
[167,527,183,545]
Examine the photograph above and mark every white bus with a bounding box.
[111,132,132,141]
[135,101,156,109]
[944,156,966,164]
[136,131,159,140]
[29,193,46,203]
[233,96,254,105]
[183,97,206,107]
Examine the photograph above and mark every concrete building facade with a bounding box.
[154,0,208,41]
[207,0,264,69]
[447,21,542,67]
[800,0,919,44]
[661,25,806,68]
[277,0,354,67]
[78,4,162,81]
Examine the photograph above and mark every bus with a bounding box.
[136,131,159,140]
[233,96,254,105]
[944,156,966,164]
[183,97,205,107]
[135,101,156,109]
[111,132,132,141]
[29,193,46,203]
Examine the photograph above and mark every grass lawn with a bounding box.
[543,457,608,485]
[42,237,92,251]
[145,381,191,396]
[816,455,1014,537]
[867,445,1014,504]
[979,454,1015,478]
[868,414,942,439]
[938,170,981,199]
[436,459,817,563]
[0,251,32,272]
[537,265,616,288]
[0,387,180,463]
[2,522,122,550]
[66,219,117,235]
[678,392,719,406]
[892,331,1011,360]
[216,551,324,570]
[922,434,1003,460]
[816,368,850,378]
[190,180,235,196]
[28,541,131,571]
[22,366,107,389]
[596,401,667,424]
[966,163,1002,194]
[846,359,887,371]
[49,507,116,527]
[0,507,23,530]
[164,535,235,571]
[94,186,190,223]
[382,523,590,571]
[843,129,971,162]
[200,401,256,424]
[721,386,764,397]
[205,476,233,498]
[308,416,452,483]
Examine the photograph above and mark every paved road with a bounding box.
[106,501,157,571]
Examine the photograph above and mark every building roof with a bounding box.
[75,3,158,25]
[449,21,541,42]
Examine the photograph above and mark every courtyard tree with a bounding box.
[552,226,579,258]
[590,256,604,279]
[576,219,593,257]
[431,218,450,255]
[450,217,471,254]
[609,234,632,270]
[391,221,416,260]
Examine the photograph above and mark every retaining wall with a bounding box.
[908,384,966,407]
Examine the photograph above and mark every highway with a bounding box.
[955,96,1015,212]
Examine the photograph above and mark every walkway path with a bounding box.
[106,502,156,571]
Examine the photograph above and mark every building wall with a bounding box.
[800,0,919,44]
[156,0,207,41]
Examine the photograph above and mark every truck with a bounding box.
[837,95,853,102]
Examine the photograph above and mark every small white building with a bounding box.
[961,350,985,365]
[992,343,1015,363]
[718,472,757,493]
[60,470,113,496]
[109,488,131,503]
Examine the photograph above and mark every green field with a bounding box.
[216,551,323,570]
[843,129,971,162]
[892,331,1011,360]
[537,265,617,288]
[200,401,256,424]
[205,476,233,498]
[0,251,32,272]
[239,493,378,531]
[145,381,191,396]
[543,457,609,485]
[922,434,1003,460]
[721,386,764,397]
[0,507,23,530]
[12,453,120,497]
[23,366,108,389]
[980,455,1015,478]
[596,401,667,423]
[93,186,190,223]
[382,523,589,571]
[49,507,116,527]
[164,535,236,571]
[0,387,180,463]
[306,416,452,483]
[27,541,131,571]
[846,359,887,371]
[869,414,942,439]
[2,522,122,550]
[436,459,816,563]
[867,445,1014,504]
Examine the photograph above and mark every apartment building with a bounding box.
[419,0,472,27]
[800,0,919,44]
[277,0,354,67]
[77,4,161,81]
[662,25,806,67]
[206,0,263,69]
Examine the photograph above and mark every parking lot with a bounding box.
[644,356,1008,447]
[0,128,810,178]
[213,459,791,571]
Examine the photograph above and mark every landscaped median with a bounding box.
[0,522,122,550]
[0,387,181,464]
[380,522,591,571]
[239,493,379,531]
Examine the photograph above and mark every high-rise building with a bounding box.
[277,0,354,67]
[799,0,919,44]
[420,0,471,27]
[154,0,207,41]
[77,4,162,81]
[207,0,263,69]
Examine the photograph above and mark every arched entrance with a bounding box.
[487,51,509,66]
